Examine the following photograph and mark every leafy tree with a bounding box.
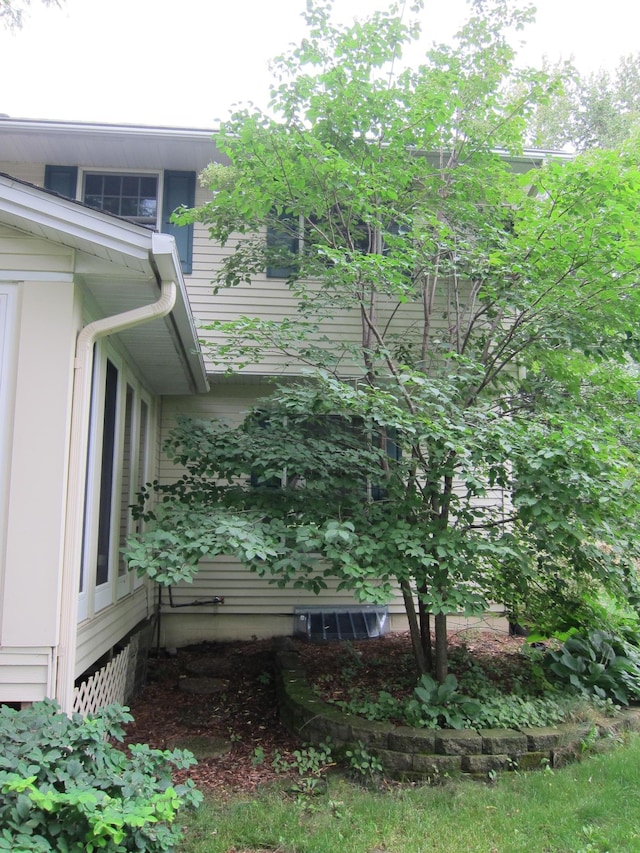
[526,54,640,151]
[127,0,640,682]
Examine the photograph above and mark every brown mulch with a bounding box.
[124,630,527,794]
[297,628,528,714]
[124,638,299,794]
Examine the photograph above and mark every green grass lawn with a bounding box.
[178,733,640,853]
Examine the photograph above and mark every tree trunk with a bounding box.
[434,612,448,683]
[417,587,433,673]
[400,579,428,675]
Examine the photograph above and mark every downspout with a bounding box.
[56,256,177,714]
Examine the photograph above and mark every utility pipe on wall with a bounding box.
[56,238,178,714]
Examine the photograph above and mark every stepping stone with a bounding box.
[166,734,232,759]
[178,676,230,695]
[184,658,232,678]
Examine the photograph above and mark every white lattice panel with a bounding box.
[73,646,130,716]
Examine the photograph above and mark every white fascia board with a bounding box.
[0,174,151,269]
[151,233,209,394]
[0,117,219,140]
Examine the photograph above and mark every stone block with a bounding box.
[435,730,482,755]
[516,750,552,771]
[309,711,352,742]
[552,743,581,769]
[611,708,640,733]
[413,753,462,777]
[350,719,392,749]
[519,726,562,751]
[480,729,527,754]
[375,748,413,774]
[462,753,511,775]
[555,722,594,745]
[277,654,307,673]
[388,726,436,754]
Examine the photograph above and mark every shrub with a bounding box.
[544,629,640,705]
[0,699,202,852]
[407,673,482,729]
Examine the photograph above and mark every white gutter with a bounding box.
[56,235,178,714]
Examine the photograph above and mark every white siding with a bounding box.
[75,586,150,678]
[1,256,76,648]
[0,647,54,703]
[0,225,72,274]
[0,162,44,186]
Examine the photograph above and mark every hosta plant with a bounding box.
[545,630,640,705]
[408,673,482,730]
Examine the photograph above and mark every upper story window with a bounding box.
[44,165,196,274]
[83,173,158,225]
[265,210,409,279]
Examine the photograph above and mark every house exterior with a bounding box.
[0,117,543,712]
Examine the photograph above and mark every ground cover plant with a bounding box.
[298,629,637,731]
[178,732,640,853]
[0,699,202,852]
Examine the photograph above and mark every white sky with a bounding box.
[0,0,638,128]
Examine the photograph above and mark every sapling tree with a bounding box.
[126,0,640,681]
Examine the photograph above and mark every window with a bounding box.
[78,346,153,620]
[84,173,158,224]
[266,211,300,279]
[95,359,119,600]
[265,210,408,279]
[44,166,196,274]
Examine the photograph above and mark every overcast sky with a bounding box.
[1,0,638,128]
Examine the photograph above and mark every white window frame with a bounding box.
[132,395,152,591]
[78,168,164,230]
[78,342,154,621]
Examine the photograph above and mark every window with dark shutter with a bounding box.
[266,210,299,278]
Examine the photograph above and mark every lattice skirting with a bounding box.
[73,645,130,716]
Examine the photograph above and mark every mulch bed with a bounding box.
[124,630,527,794]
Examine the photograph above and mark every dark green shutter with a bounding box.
[162,170,196,275]
[44,165,78,199]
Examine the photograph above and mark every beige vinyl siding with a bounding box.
[185,190,465,378]
[0,647,54,703]
[160,554,404,615]
[157,386,407,645]
[0,162,44,186]
[75,586,151,678]
[2,262,76,649]
[0,224,73,273]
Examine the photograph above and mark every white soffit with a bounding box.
[0,118,227,172]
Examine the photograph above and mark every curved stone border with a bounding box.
[274,638,640,780]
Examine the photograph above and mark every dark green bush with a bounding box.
[0,699,202,852]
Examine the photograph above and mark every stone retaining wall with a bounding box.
[274,638,640,781]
